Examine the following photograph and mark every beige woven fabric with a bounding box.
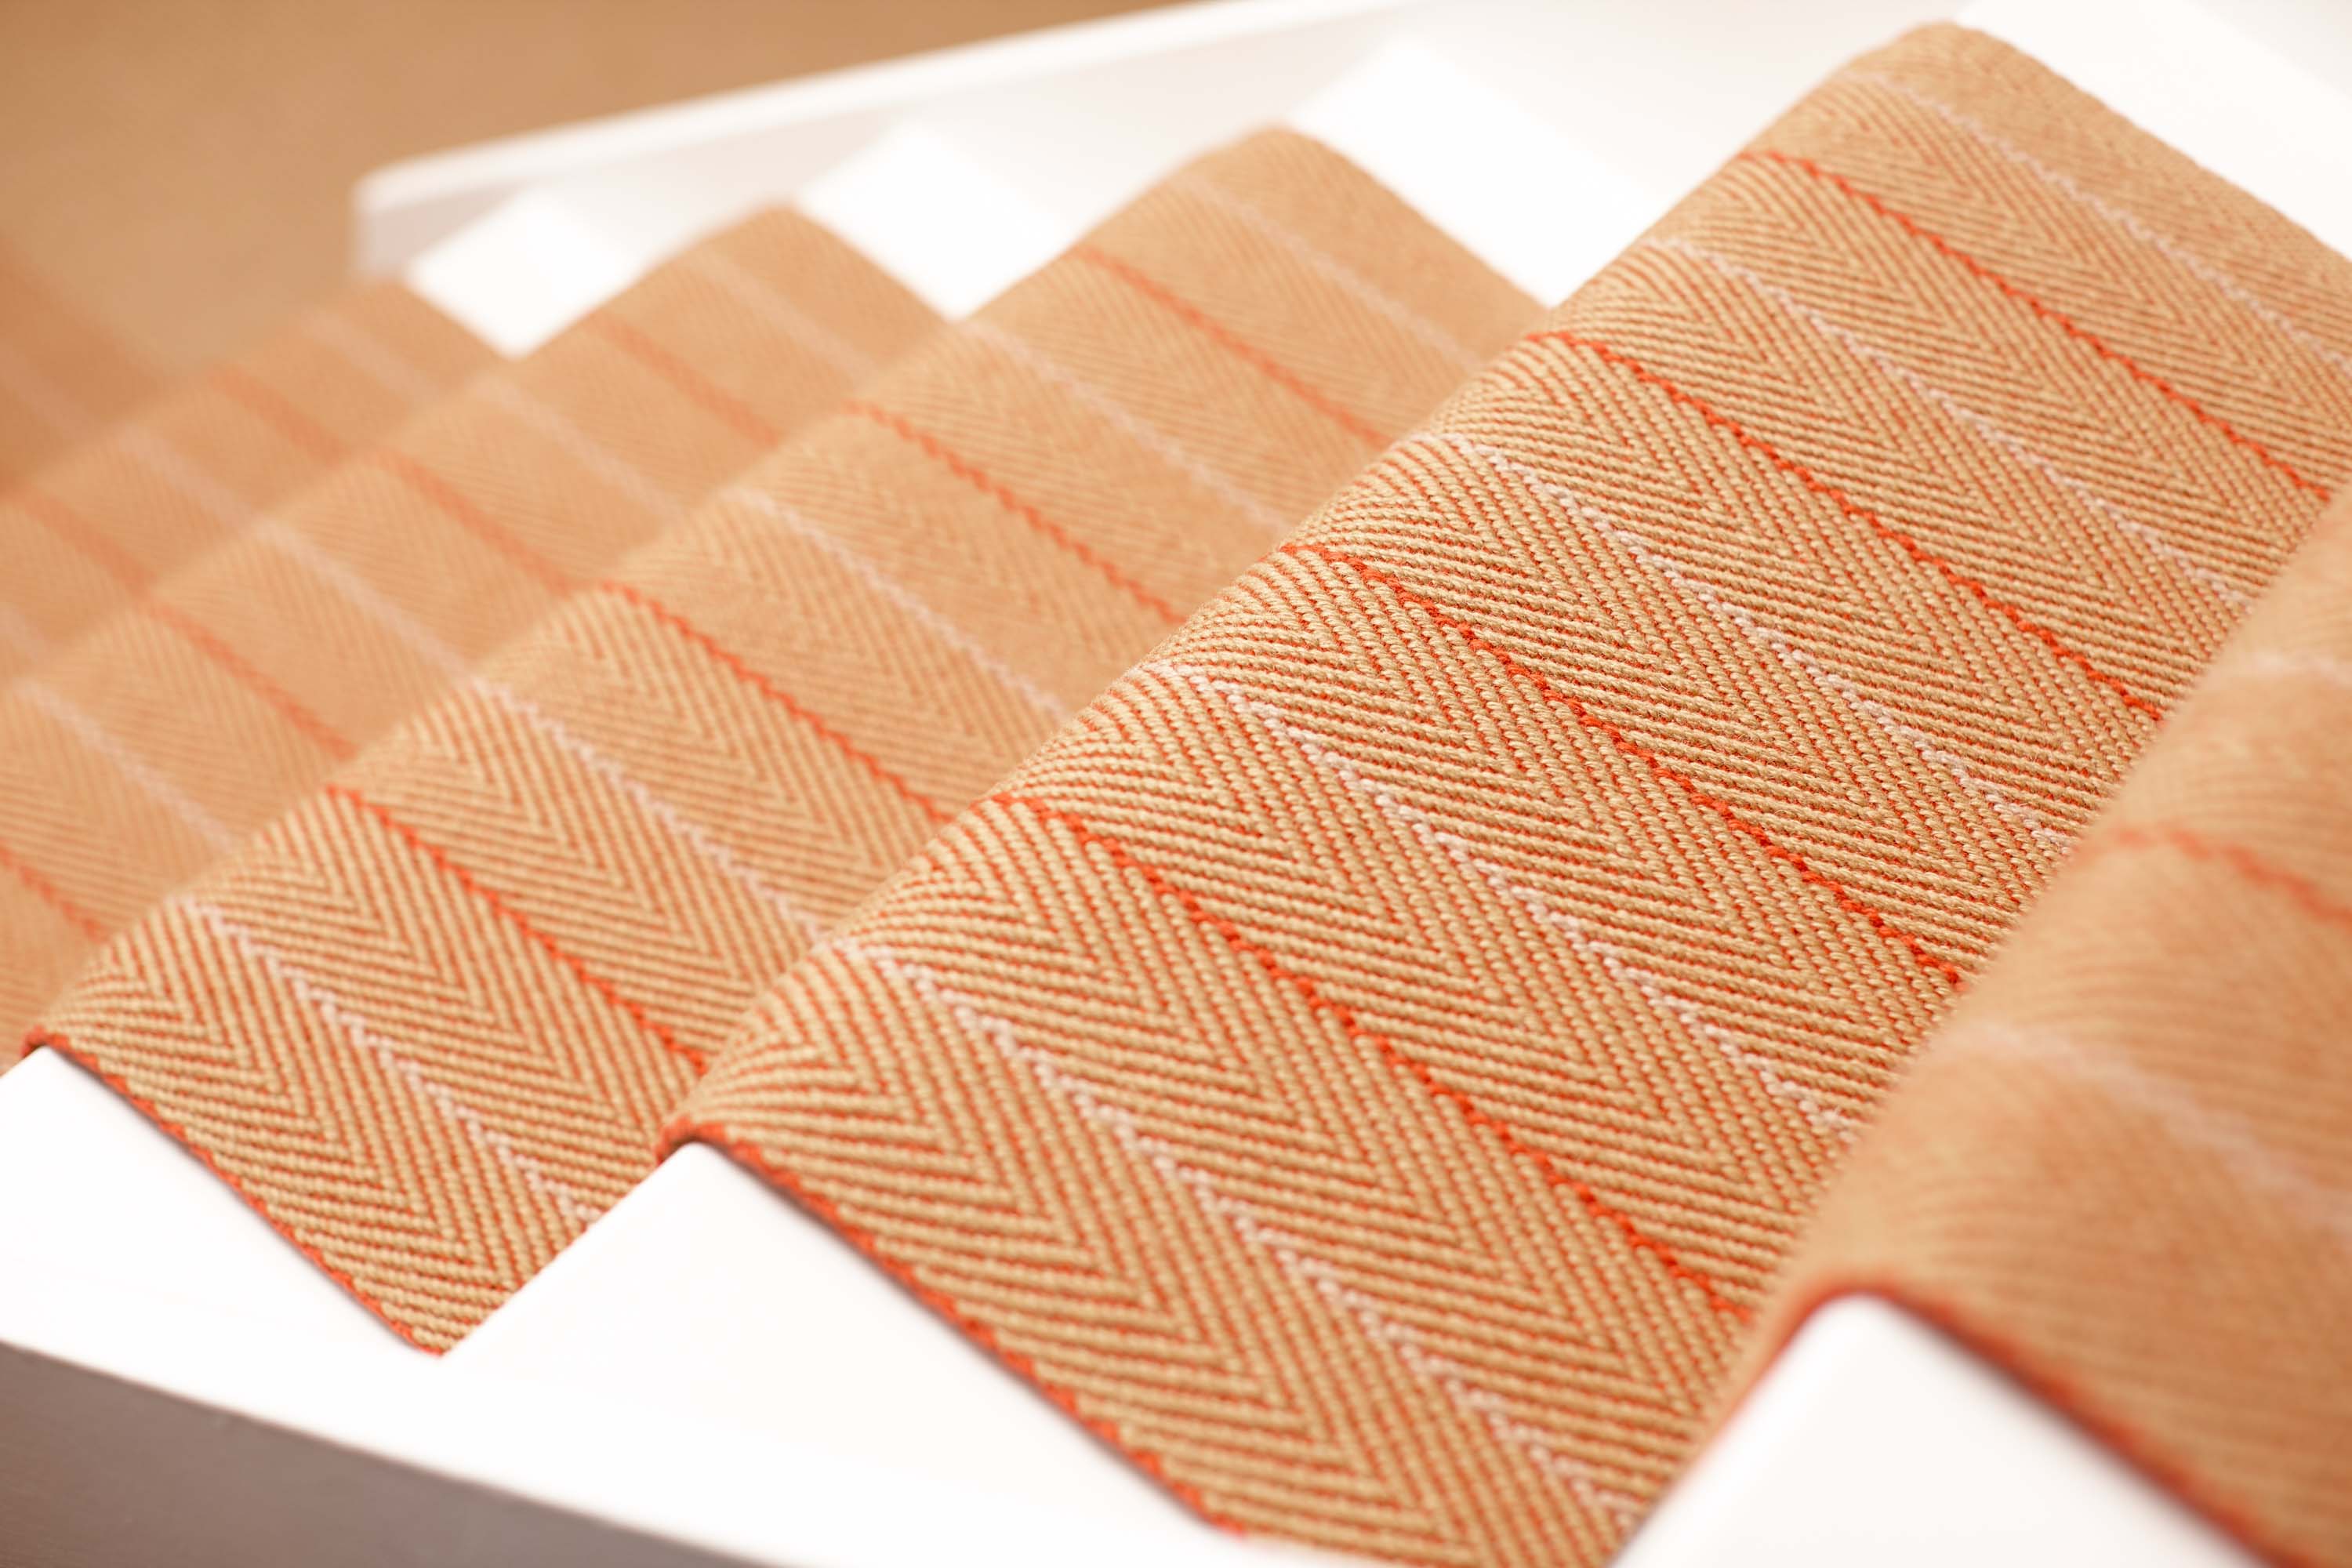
[0,279,485,681]
[0,243,155,485]
[34,130,1536,1348]
[670,27,2352,1565]
[0,210,935,1037]
[1746,483,2352,1568]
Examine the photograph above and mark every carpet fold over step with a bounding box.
[676,26,2350,1566]
[15,22,2352,1568]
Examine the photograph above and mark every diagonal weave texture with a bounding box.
[673,27,2352,1566]
[0,209,936,1036]
[0,241,156,486]
[33,130,1536,1348]
[0,278,487,681]
[1744,483,2352,1568]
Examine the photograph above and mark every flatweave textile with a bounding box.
[671,25,2352,1566]
[1747,482,2352,1568]
[0,244,156,487]
[0,209,936,1040]
[0,278,487,681]
[31,130,1537,1349]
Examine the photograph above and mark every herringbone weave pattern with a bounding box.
[0,278,487,681]
[1749,484,2352,1568]
[0,210,935,1036]
[0,243,155,486]
[672,27,2352,1565]
[34,131,1535,1348]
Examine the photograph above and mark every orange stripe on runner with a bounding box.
[1283,536,1970,991]
[1527,329,2169,723]
[995,788,1758,1323]
[140,597,354,760]
[592,576,953,826]
[325,782,708,1072]
[843,400,1181,625]
[1071,243,1388,448]
[1746,148,2331,501]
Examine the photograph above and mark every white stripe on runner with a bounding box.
[724,483,1070,723]
[1951,1022,2352,1258]
[477,379,685,526]
[180,895,604,1232]
[1647,236,2256,612]
[17,676,236,852]
[964,319,1289,536]
[837,933,1647,1529]
[690,247,878,383]
[1849,68,2352,391]
[468,673,829,944]
[1146,658,1864,1146]
[1421,430,2073,853]
[1179,170,1490,372]
[2206,650,2352,694]
[251,517,469,680]
[302,307,453,406]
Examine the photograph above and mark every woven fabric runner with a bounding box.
[32,130,1536,1349]
[0,210,935,1039]
[1746,483,2352,1568]
[0,242,156,486]
[0,278,487,681]
[666,26,2352,1566]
